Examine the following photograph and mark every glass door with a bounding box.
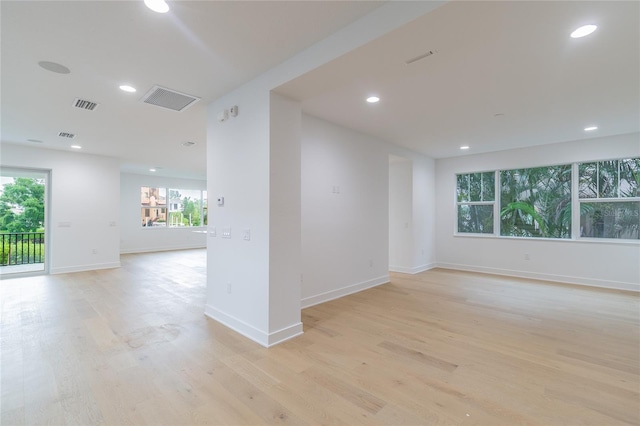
[0,168,48,277]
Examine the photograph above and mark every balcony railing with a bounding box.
[0,232,45,266]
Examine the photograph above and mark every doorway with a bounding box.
[0,168,49,277]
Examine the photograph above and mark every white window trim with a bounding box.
[454,158,639,243]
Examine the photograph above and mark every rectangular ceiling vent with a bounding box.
[58,132,75,138]
[141,85,200,112]
[73,98,99,111]
[405,50,437,65]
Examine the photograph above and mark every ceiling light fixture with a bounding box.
[144,0,169,13]
[120,85,137,93]
[149,168,157,172]
[460,146,470,150]
[70,145,82,149]
[584,126,598,131]
[571,24,597,38]
[366,96,380,103]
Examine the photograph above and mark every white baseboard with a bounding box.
[301,275,389,309]
[389,263,436,274]
[204,305,303,348]
[435,262,640,293]
[51,261,121,274]
[120,244,205,254]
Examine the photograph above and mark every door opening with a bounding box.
[0,168,49,277]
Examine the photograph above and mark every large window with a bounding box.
[500,165,572,238]
[456,172,495,234]
[141,187,207,228]
[455,157,639,241]
[578,159,640,239]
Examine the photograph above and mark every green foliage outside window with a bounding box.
[0,177,45,233]
[456,157,639,240]
[500,165,572,238]
[457,172,495,234]
[579,158,640,239]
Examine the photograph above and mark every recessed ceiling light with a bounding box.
[119,85,137,93]
[38,61,70,74]
[366,96,380,103]
[27,139,43,143]
[571,24,597,38]
[460,146,470,150]
[70,145,82,149]
[584,126,598,131]
[149,168,157,172]
[144,0,169,13]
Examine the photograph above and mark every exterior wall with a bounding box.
[434,132,640,291]
[120,173,206,254]
[1,144,120,273]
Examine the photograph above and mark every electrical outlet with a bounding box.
[524,253,530,261]
[243,229,251,241]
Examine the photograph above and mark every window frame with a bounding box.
[576,158,640,241]
[141,186,207,230]
[454,157,639,243]
[455,171,498,236]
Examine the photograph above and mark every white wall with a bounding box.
[301,114,436,307]
[1,144,120,273]
[435,133,640,291]
[119,173,206,253]
[269,93,303,338]
[205,85,275,346]
[412,153,437,271]
[204,1,444,346]
[389,156,414,272]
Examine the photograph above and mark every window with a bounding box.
[456,172,495,234]
[500,165,572,238]
[141,187,166,227]
[455,157,640,241]
[168,189,204,227]
[141,187,207,228]
[578,159,640,239]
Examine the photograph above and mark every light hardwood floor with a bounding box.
[1,249,638,425]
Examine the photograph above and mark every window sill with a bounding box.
[453,233,639,245]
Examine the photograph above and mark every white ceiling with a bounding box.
[2,1,638,180]
[0,0,382,179]
[276,0,640,158]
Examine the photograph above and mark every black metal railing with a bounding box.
[0,232,45,266]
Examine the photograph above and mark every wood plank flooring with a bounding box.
[1,249,638,425]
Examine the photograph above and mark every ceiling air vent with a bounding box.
[141,85,200,112]
[73,98,99,111]
[58,132,75,139]
[181,141,196,148]
[405,50,437,65]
